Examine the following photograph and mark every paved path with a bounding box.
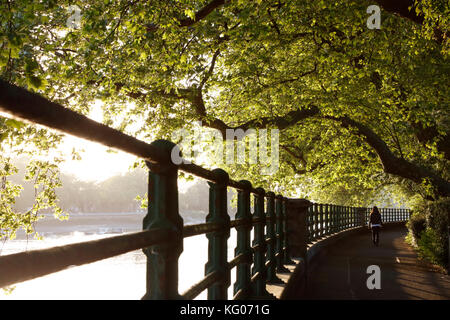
[304,226,450,299]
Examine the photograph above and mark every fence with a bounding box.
[0,80,411,299]
[306,205,411,244]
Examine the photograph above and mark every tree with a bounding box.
[0,1,449,237]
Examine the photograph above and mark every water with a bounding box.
[0,212,241,300]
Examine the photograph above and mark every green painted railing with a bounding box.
[306,205,411,244]
[0,80,411,299]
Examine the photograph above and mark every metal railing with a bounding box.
[306,204,411,244]
[0,80,411,299]
[0,80,293,299]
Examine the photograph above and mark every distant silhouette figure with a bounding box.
[369,206,383,246]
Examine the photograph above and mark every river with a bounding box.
[0,212,242,300]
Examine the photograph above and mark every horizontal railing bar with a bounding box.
[251,271,262,282]
[0,80,169,165]
[265,260,274,268]
[228,253,247,270]
[251,244,262,253]
[252,217,265,224]
[181,271,221,300]
[182,222,222,238]
[0,228,173,288]
[182,217,269,231]
[230,219,250,228]
[0,80,264,194]
[233,288,245,300]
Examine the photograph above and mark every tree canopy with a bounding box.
[0,0,449,238]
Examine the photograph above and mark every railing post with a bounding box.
[349,207,352,227]
[347,207,350,228]
[143,140,183,300]
[357,207,365,227]
[234,180,252,299]
[319,204,323,238]
[350,207,353,227]
[265,192,282,284]
[275,195,289,272]
[337,206,341,231]
[205,168,230,300]
[306,205,310,242]
[347,206,349,228]
[332,205,337,233]
[352,207,356,227]
[344,206,347,229]
[336,205,340,231]
[313,203,318,240]
[348,207,350,228]
[337,205,340,231]
[327,205,331,234]
[282,197,295,265]
[329,205,333,233]
[252,188,272,298]
[285,199,311,259]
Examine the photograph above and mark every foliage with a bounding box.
[0,117,65,240]
[416,227,447,267]
[407,197,449,267]
[1,1,449,238]
[406,210,427,240]
[414,0,449,55]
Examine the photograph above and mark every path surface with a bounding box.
[304,226,450,300]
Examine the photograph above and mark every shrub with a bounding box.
[416,228,446,266]
[407,211,427,240]
[407,198,449,268]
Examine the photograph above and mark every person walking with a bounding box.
[369,206,383,246]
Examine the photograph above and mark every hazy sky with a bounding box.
[49,102,138,182]
[58,135,137,182]
[52,104,197,193]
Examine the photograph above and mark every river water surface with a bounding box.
[0,212,241,300]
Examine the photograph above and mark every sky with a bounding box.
[57,135,137,182]
[48,102,138,182]
[43,102,197,193]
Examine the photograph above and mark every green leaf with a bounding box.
[5,119,25,130]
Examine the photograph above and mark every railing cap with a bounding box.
[255,187,265,196]
[210,168,229,185]
[266,191,275,198]
[238,180,252,190]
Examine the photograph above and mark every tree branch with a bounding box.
[371,0,424,25]
[146,0,227,32]
[199,49,221,89]
[324,115,450,197]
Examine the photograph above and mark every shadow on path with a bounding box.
[304,226,450,300]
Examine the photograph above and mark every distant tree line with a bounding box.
[10,157,232,214]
